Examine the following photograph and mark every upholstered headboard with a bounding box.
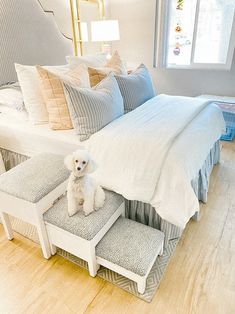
[0,0,73,85]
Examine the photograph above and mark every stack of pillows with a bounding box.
[13,51,156,141]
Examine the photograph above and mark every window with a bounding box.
[155,0,235,69]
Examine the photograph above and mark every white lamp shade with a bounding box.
[91,20,120,42]
[80,22,88,42]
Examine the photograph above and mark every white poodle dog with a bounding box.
[64,149,105,217]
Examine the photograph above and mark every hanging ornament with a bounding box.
[175,23,182,33]
[176,0,184,10]
[175,42,180,49]
[173,47,181,56]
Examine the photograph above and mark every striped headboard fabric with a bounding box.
[0,0,73,85]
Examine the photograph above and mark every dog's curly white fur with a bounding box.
[64,150,105,217]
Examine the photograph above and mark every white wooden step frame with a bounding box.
[0,179,68,259]
[97,241,164,294]
[45,202,125,277]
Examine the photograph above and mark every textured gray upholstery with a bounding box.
[96,217,164,276]
[44,190,124,241]
[0,0,73,85]
[0,153,69,203]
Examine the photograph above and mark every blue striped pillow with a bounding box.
[115,64,156,113]
[63,74,124,141]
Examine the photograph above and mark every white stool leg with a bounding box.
[137,278,146,294]
[45,225,57,255]
[0,212,14,240]
[88,245,98,277]
[36,223,51,259]
[50,243,57,256]
[34,210,51,259]
[121,203,125,217]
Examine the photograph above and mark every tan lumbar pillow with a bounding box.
[88,67,108,88]
[88,51,127,87]
[37,64,90,130]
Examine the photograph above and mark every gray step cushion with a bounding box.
[44,190,124,241]
[0,153,69,203]
[96,217,164,277]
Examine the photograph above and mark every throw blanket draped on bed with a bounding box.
[87,95,225,228]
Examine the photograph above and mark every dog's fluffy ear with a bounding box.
[84,159,97,174]
[64,154,74,171]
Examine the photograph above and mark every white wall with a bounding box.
[109,0,235,97]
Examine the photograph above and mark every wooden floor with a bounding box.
[0,141,235,314]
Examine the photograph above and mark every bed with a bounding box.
[0,96,223,245]
[0,0,225,247]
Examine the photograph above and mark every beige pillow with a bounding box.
[88,51,127,87]
[88,67,108,87]
[106,50,127,76]
[65,65,91,88]
[15,63,74,125]
[36,64,90,130]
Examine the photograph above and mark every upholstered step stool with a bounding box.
[0,153,69,259]
[96,217,164,294]
[43,190,125,277]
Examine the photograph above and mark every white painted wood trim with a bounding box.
[0,212,14,240]
[46,223,98,276]
[190,0,200,65]
[96,256,148,294]
[45,223,89,260]
[0,192,37,225]
[44,202,125,276]
[154,0,171,68]
[87,244,97,277]
[90,202,125,246]
[157,0,235,70]
[0,178,68,259]
[35,179,68,212]
[0,180,68,223]
[96,237,164,294]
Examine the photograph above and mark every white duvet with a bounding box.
[87,94,225,229]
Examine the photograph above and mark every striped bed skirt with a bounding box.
[0,141,220,247]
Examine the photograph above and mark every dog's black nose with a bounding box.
[77,167,81,171]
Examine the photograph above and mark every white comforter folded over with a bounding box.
[87,95,225,228]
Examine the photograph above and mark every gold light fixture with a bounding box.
[69,0,105,56]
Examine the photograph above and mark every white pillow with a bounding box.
[15,63,48,124]
[66,53,107,69]
[0,88,24,111]
[15,63,89,125]
[44,64,70,76]
[0,105,28,121]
